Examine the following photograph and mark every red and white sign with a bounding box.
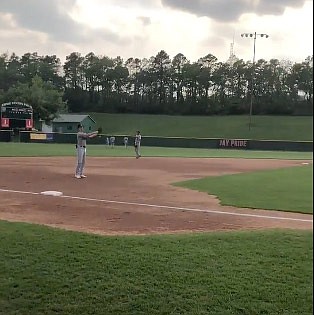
[26,119,33,129]
[1,118,10,128]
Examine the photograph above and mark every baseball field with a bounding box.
[0,143,313,315]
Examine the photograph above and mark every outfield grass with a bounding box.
[0,142,313,159]
[0,221,312,315]
[175,165,313,214]
[88,113,313,141]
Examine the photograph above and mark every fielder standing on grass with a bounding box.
[123,136,128,148]
[134,130,142,159]
[75,124,98,179]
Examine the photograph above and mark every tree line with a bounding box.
[0,51,313,121]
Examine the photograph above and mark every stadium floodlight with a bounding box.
[241,32,269,130]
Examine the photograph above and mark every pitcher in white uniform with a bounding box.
[75,124,98,179]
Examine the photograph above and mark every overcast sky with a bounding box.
[0,0,313,64]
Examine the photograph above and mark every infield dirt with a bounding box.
[0,157,312,235]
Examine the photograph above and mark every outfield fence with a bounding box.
[2,131,309,152]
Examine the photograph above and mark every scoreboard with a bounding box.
[1,102,33,129]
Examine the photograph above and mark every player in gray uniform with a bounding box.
[110,136,115,148]
[123,136,128,148]
[134,130,141,159]
[75,124,98,178]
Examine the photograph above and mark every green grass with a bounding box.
[0,137,313,314]
[88,113,313,141]
[0,221,312,315]
[0,142,313,159]
[175,165,313,214]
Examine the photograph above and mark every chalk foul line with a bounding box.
[0,188,312,223]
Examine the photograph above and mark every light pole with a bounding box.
[241,32,269,130]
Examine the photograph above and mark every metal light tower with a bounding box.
[241,32,269,130]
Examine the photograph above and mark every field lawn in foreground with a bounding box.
[0,142,313,160]
[175,165,313,214]
[0,221,312,315]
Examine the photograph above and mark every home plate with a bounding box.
[41,191,63,197]
[301,162,309,165]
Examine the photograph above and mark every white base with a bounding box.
[41,191,63,197]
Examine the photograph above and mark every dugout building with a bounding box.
[39,114,96,133]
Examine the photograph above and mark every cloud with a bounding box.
[0,0,311,63]
[0,0,128,47]
[89,0,159,8]
[161,0,311,22]
[0,0,110,43]
[0,0,132,61]
[137,16,152,26]
[0,0,87,42]
[0,13,12,29]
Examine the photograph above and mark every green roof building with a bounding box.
[51,114,96,133]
